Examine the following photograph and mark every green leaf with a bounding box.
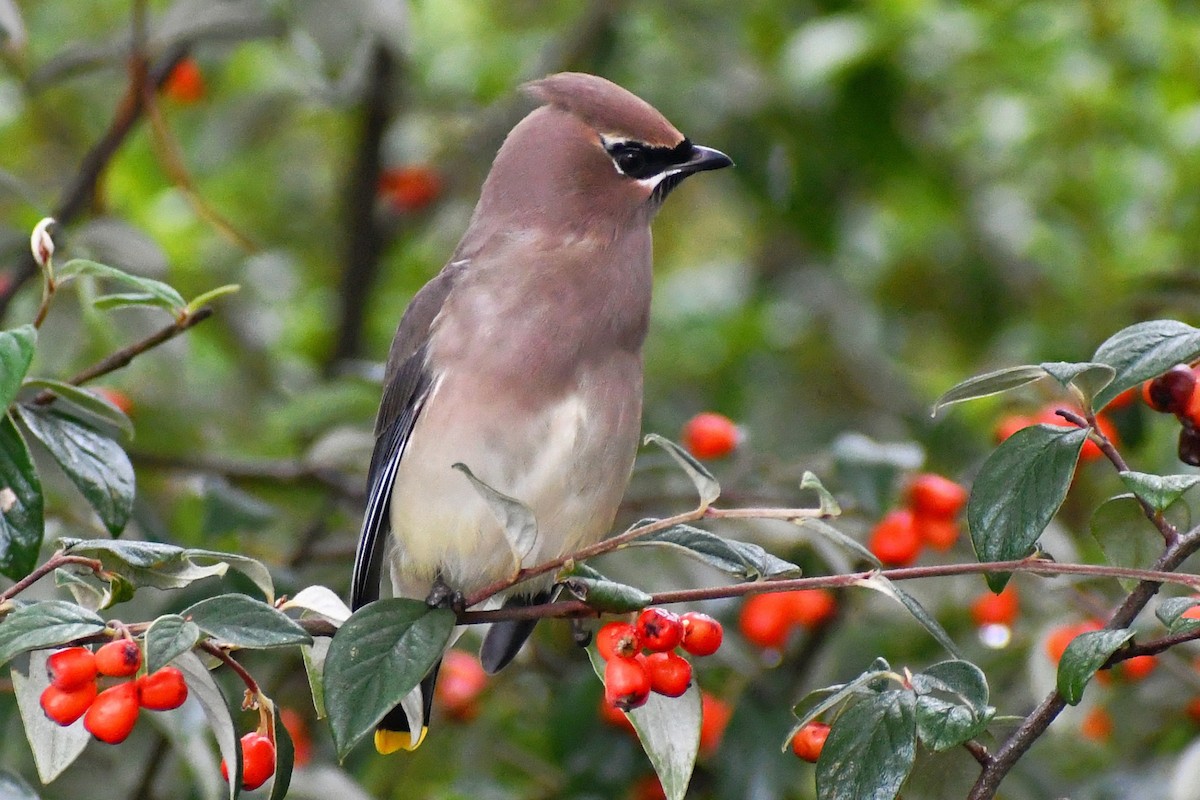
[932,364,1048,415]
[181,594,311,649]
[186,283,241,315]
[625,523,802,580]
[0,769,41,800]
[1038,361,1115,406]
[800,471,841,516]
[268,699,295,800]
[302,637,330,720]
[816,690,917,800]
[785,667,894,748]
[587,648,700,800]
[19,379,134,438]
[1056,628,1134,705]
[12,651,89,784]
[60,538,230,593]
[562,575,653,612]
[185,549,275,603]
[1089,495,1160,588]
[57,258,186,313]
[92,292,172,310]
[855,574,961,658]
[453,462,538,569]
[173,650,239,800]
[280,585,352,623]
[1156,597,1200,635]
[644,433,720,507]
[968,424,1088,591]
[0,412,43,581]
[52,567,132,611]
[17,406,134,535]
[0,325,36,410]
[145,614,202,672]
[0,600,106,668]
[324,599,455,759]
[910,661,993,752]
[912,660,990,711]
[1118,471,1200,513]
[1092,320,1200,409]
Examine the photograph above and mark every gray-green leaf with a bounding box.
[145,614,202,672]
[0,412,43,580]
[180,594,311,649]
[0,325,36,410]
[644,433,720,507]
[1092,320,1200,409]
[816,690,917,800]
[1057,628,1134,705]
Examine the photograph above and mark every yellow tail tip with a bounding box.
[374,726,428,754]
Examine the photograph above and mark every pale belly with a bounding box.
[386,367,641,601]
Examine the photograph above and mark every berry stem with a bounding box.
[197,640,260,696]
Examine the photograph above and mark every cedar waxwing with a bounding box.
[350,72,731,754]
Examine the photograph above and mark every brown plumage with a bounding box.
[351,72,730,754]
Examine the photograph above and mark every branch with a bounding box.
[0,554,104,603]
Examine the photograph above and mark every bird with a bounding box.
[350,71,731,754]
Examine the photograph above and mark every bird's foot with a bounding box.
[425,576,464,612]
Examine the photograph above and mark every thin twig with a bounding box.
[198,639,260,695]
[0,554,104,603]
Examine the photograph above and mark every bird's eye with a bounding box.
[614,147,647,176]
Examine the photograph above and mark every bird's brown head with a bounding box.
[475,72,731,234]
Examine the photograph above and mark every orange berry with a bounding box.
[163,58,206,103]
[915,515,960,551]
[970,585,1019,627]
[787,589,837,628]
[604,656,651,712]
[907,474,967,519]
[1080,706,1113,742]
[378,166,441,213]
[1044,620,1104,664]
[868,509,922,567]
[136,666,188,711]
[681,412,741,460]
[92,387,133,415]
[435,649,487,721]
[699,693,732,756]
[790,721,831,763]
[280,707,312,767]
[679,612,723,657]
[40,682,97,726]
[739,592,794,649]
[1117,654,1157,682]
[645,651,692,697]
[1105,387,1137,410]
[636,608,684,653]
[596,622,641,661]
[84,681,140,744]
[46,647,97,691]
[1182,602,1200,621]
[95,640,141,677]
[222,731,276,791]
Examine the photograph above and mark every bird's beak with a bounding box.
[677,144,733,175]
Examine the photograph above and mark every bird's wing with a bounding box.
[350,262,466,610]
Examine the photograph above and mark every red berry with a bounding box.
[699,693,732,756]
[604,655,651,712]
[84,681,140,744]
[40,681,97,726]
[739,592,794,649]
[95,640,142,677]
[681,412,741,460]
[1105,387,1137,410]
[598,694,636,733]
[679,612,723,656]
[137,667,188,711]
[163,58,206,104]
[1118,654,1157,682]
[596,621,641,661]
[222,731,276,791]
[46,647,97,691]
[1143,365,1196,414]
[1080,706,1113,742]
[970,585,1019,627]
[790,721,831,763]
[630,774,667,800]
[787,589,837,628]
[434,649,487,721]
[1034,406,1117,462]
[378,166,442,213]
[994,414,1034,443]
[915,515,960,551]
[644,651,692,697]
[636,608,684,652]
[92,387,134,416]
[1044,620,1104,664]
[907,473,967,519]
[280,707,313,767]
[868,509,922,567]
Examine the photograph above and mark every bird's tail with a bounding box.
[374,661,440,754]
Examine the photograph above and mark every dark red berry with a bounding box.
[596,622,641,661]
[1180,426,1200,466]
[1145,365,1197,414]
[604,655,651,712]
[635,608,684,652]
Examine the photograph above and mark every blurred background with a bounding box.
[2,1,1200,798]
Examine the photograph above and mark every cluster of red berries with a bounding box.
[1142,364,1200,465]
[220,731,277,791]
[597,608,723,712]
[738,588,836,650]
[867,473,968,567]
[681,412,742,460]
[40,640,188,744]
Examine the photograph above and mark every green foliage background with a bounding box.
[2,1,1200,798]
